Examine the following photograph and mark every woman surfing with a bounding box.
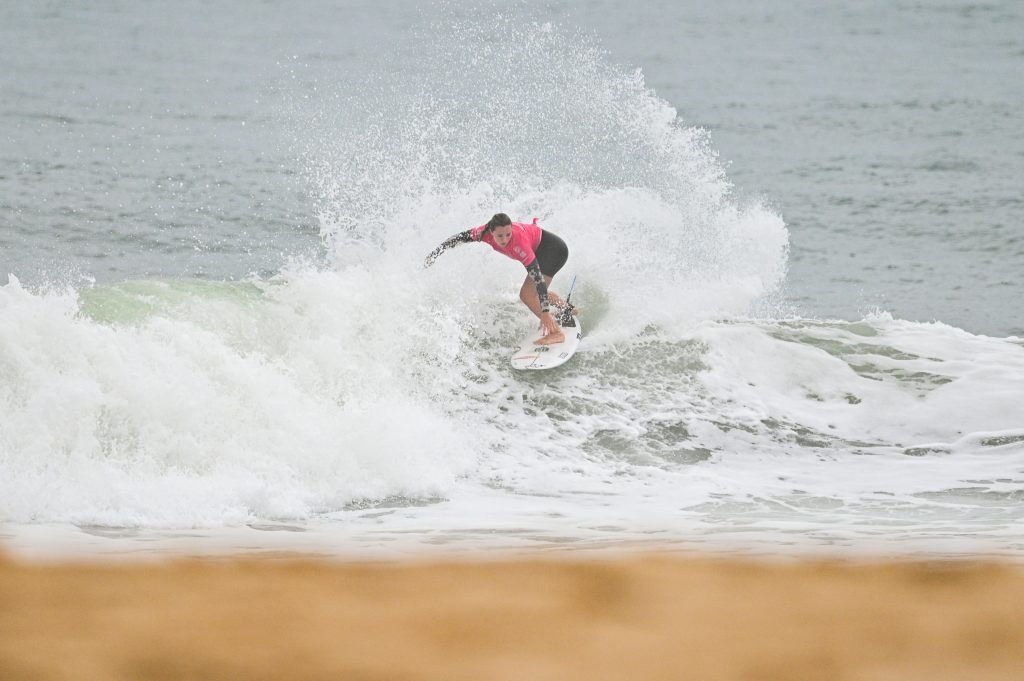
[424,213,576,345]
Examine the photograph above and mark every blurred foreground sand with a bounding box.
[2,552,1023,681]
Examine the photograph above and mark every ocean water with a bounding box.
[2,1,1023,560]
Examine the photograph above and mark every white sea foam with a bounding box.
[0,274,477,526]
[2,268,1023,555]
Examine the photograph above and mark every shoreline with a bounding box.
[5,521,1019,565]
[3,551,1024,680]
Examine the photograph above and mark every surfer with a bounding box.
[424,213,574,345]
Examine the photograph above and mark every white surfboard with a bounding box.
[510,315,582,370]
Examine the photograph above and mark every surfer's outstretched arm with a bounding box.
[424,230,474,267]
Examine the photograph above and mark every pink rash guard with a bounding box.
[470,218,543,267]
[425,216,559,313]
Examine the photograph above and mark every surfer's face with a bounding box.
[492,225,513,247]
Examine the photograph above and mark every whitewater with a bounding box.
[2,4,1023,559]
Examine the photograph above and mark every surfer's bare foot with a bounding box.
[535,330,565,345]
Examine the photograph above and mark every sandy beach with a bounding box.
[3,552,1023,681]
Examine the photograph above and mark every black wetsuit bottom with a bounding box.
[536,231,569,277]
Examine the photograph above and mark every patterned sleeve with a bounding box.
[425,230,474,262]
[524,259,550,313]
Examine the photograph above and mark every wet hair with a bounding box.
[484,213,512,232]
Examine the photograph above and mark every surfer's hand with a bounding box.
[535,312,565,345]
[539,312,561,336]
[423,254,436,268]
